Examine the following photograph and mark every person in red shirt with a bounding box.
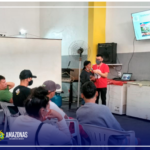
[92,54,109,105]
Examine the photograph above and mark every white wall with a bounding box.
[0,2,40,37]
[0,38,62,91]
[106,2,150,53]
[0,2,88,98]
[40,2,88,56]
[39,2,88,98]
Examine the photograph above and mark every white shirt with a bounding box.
[8,115,71,146]
[49,101,66,118]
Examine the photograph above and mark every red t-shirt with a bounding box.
[92,63,109,88]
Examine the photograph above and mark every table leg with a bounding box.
[69,82,73,109]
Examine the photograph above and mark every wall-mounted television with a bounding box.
[132,10,150,40]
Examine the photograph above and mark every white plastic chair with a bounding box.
[44,118,81,145]
[0,109,4,124]
[0,102,18,134]
[18,107,27,115]
[81,124,135,150]
[65,119,82,145]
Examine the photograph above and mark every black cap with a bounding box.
[19,70,37,80]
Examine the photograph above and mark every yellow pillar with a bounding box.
[88,2,106,65]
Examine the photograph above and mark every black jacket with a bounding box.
[80,70,94,86]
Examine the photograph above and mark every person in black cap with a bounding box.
[13,69,37,107]
[80,60,95,105]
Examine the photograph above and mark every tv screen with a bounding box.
[132,10,150,40]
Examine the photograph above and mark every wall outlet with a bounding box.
[118,72,121,77]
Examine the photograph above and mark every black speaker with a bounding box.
[97,43,117,64]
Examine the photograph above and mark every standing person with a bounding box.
[92,54,109,105]
[80,61,95,105]
[13,70,37,107]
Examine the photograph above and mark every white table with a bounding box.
[126,81,150,120]
[106,83,127,115]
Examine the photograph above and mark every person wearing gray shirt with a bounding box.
[76,81,138,146]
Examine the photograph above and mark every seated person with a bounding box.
[0,75,15,103]
[0,75,18,114]
[42,80,90,143]
[13,70,37,107]
[42,81,91,143]
[9,86,71,145]
[42,80,68,119]
[76,81,139,145]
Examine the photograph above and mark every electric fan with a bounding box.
[68,40,91,107]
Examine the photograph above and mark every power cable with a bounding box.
[127,37,136,73]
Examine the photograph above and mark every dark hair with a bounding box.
[83,60,91,70]
[0,75,5,81]
[81,81,96,99]
[25,86,49,118]
[96,54,103,58]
